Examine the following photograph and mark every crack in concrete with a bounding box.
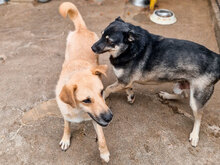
[158,97,220,138]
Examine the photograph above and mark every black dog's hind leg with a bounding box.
[189,84,214,147]
[103,81,126,99]
[126,87,135,104]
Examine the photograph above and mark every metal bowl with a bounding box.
[130,0,150,7]
[150,9,176,25]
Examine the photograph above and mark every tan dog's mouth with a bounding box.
[88,111,113,127]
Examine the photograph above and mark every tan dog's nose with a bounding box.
[100,110,113,123]
[88,109,113,127]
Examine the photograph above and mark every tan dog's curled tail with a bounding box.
[59,2,87,31]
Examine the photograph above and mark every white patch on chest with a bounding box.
[63,109,91,123]
[64,115,91,123]
[113,67,124,78]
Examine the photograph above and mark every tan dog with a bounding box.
[56,2,112,162]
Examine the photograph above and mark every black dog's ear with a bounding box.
[127,30,135,42]
[115,16,125,22]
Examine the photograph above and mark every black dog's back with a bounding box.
[125,20,220,81]
[144,34,220,81]
[145,36,220,81]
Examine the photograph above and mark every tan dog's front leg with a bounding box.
[92,121,110,162]
[59,120,71,151]
[103,81,126,99]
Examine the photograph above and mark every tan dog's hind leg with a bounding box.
[92,121,110,163]
[59,120,71,151]
[103,81,126,99]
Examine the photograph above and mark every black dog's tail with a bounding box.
[59,2,87,31]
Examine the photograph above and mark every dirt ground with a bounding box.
[0,0,220,164]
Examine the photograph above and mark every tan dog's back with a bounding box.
[59,2,98,65]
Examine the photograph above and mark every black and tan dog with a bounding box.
[92,17,220,147]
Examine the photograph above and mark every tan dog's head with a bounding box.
[59,65,112,127]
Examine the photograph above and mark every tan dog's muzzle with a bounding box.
[88,109,113,127]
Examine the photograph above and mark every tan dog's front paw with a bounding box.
[59,138,70,151]
[100,151,110,163]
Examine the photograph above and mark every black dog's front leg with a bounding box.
[104,81,135,104]
[126,87,135,104]
[103,81,126,99]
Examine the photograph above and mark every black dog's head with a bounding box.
[91,17,139,57]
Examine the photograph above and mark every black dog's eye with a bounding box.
[106,37,110,43]
[105,36,113,44]
[101,89,104,96]
[82,98,92,103]
[105,36,115,47]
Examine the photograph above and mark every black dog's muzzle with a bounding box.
[91,41,108,54]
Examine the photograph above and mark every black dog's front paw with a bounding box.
[127,94,135,104]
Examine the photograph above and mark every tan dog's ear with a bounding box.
[91,65,108,77]
[59,85,77,108]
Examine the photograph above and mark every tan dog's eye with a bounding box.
[82,98,91,104]
[101,89,104,96]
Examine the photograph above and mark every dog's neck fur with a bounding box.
[109,31,152,68]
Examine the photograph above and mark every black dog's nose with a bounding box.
[91,45,97,53]
[100,110,113,123]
